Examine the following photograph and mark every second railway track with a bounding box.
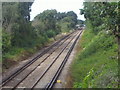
[1,30,83,89]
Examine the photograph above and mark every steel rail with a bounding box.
[30,31,79,89]
[1,31,75,87]
[10,31,77,89]
[45,30,83,89]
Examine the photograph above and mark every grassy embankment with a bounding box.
[2,39,51,69]
[71,25,118,88]
[2,30,72,70]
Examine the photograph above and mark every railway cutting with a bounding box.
[1,30,83,89]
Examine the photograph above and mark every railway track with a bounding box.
[1,30,82,89]
[45,30,82,89]
[1,31,74,85]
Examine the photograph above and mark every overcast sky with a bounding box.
[30,0,85,21]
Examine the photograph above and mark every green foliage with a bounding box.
[2,30,11,53]
[79,31,116,59]
[2,2,35,48]
[80,21,95,49]
[57,12,77,33]
[18,2,33,21]
[2,2,78,69]
[3,48,25,61]
[33,9,57,31]
[72,2,119,88]
[36,35,48,47]
[2,2,37,62]
[32,9,61,42]
[33,10,77,37]
[11,22,37,47]
[66,11,77,27]
[46,30,56,38]
[71,27,118,88]
[82,67,94,88]
[81,2,119,35]
[59,21,70,33]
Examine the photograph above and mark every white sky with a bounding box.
[30,0,85,21]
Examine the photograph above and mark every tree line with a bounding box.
[70,2,119,88]
[2,2,34,53]
[2,2,78,61]
[80,2,120,58]
[81,2,119,35]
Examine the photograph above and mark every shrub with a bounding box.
[2,30,11,53]
[46,30,56,38]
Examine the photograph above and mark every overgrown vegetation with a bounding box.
[71,2,119,88]
[2,2,79,69]
[71,25,118,88]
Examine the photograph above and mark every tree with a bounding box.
[81,2,119,35]
[32,9,61,40]
[67,11,78,28]
[2,2,35,51]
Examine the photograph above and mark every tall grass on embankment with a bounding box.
[2,31,72,71]
[71,27,118,88]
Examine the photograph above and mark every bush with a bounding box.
[2,30,11,53]
[46,30,56,38]
[71,27,118,88]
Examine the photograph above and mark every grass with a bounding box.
[2,31,71,70]
[71,27,118,88]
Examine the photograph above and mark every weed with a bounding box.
[71,26,118,88]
